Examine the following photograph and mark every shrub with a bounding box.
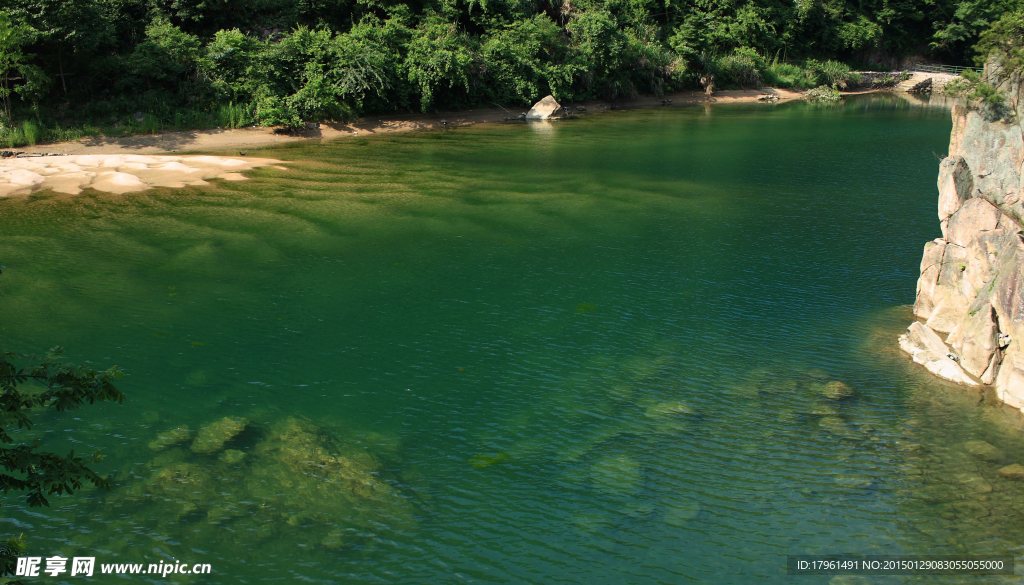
[807,59,855,89]
[140,114,160,134]
[217,102,254,129]
[805,84,842,102]
[716,48,765,88]
[765,59,816,89]
[944,69,1006,105]
[21,120,39,145]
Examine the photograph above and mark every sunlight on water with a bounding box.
[3,95,1023,584]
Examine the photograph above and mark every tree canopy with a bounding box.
[0,0,1018,131]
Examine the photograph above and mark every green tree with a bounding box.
[123,18,202,97]
[0,13,48,121]
[975,9,1024,70]
[405,17,479,111]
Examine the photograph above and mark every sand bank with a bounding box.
[27,88,811,157]
[0,154,284,198]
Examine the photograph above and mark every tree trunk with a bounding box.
[58,45,67,96]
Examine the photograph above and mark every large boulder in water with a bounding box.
[526,95,562,119]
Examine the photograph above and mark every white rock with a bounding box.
[526,95,562,120]
[899,321,979,386]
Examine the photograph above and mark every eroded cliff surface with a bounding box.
[901,63,1024,406]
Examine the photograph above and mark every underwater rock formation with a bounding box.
[901,60,1024,406]
[191,416,248,453]
[147,425,191,451]
[114,416,413,552]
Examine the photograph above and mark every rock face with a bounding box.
[901,58,1024,406]
[525,95,562,119]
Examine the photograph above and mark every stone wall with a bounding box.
[899,59,1024,407]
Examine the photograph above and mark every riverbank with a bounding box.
[24,88,810,156]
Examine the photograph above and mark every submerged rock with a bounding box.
[218,449,246,464]
[140,462,217,519]
[964,440,1004,462]
[245,418,408,527]
[321,529,347,549]
[819,416,863,440]
[643,401,695,418]
[191,417,248,454]
[997,464,1024,479]
[589,454,642,495]
[955,473,993,494]
[951,500,991,517]
[820,380,854,400]
[111,415,415,556]
[470,452,510,468]
[833,474,874,488]
[148,425,191,451]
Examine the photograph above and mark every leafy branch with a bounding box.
[0,348,124,508]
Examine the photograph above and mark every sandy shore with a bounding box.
[0,154,284,197]
[24,89,809,157]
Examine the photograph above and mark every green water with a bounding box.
[3,96,1024,584]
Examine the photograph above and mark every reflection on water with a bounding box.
[1,95,1019,584]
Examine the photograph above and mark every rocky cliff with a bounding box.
[899,60,1024,407]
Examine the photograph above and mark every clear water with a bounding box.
[3,95,1024,584]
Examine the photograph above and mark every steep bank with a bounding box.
[900,61,1024,407]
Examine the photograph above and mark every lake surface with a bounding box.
[3,95,1024,584]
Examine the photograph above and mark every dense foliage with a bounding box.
[0,0,1018,136]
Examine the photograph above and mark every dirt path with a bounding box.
[26,89,810,156]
